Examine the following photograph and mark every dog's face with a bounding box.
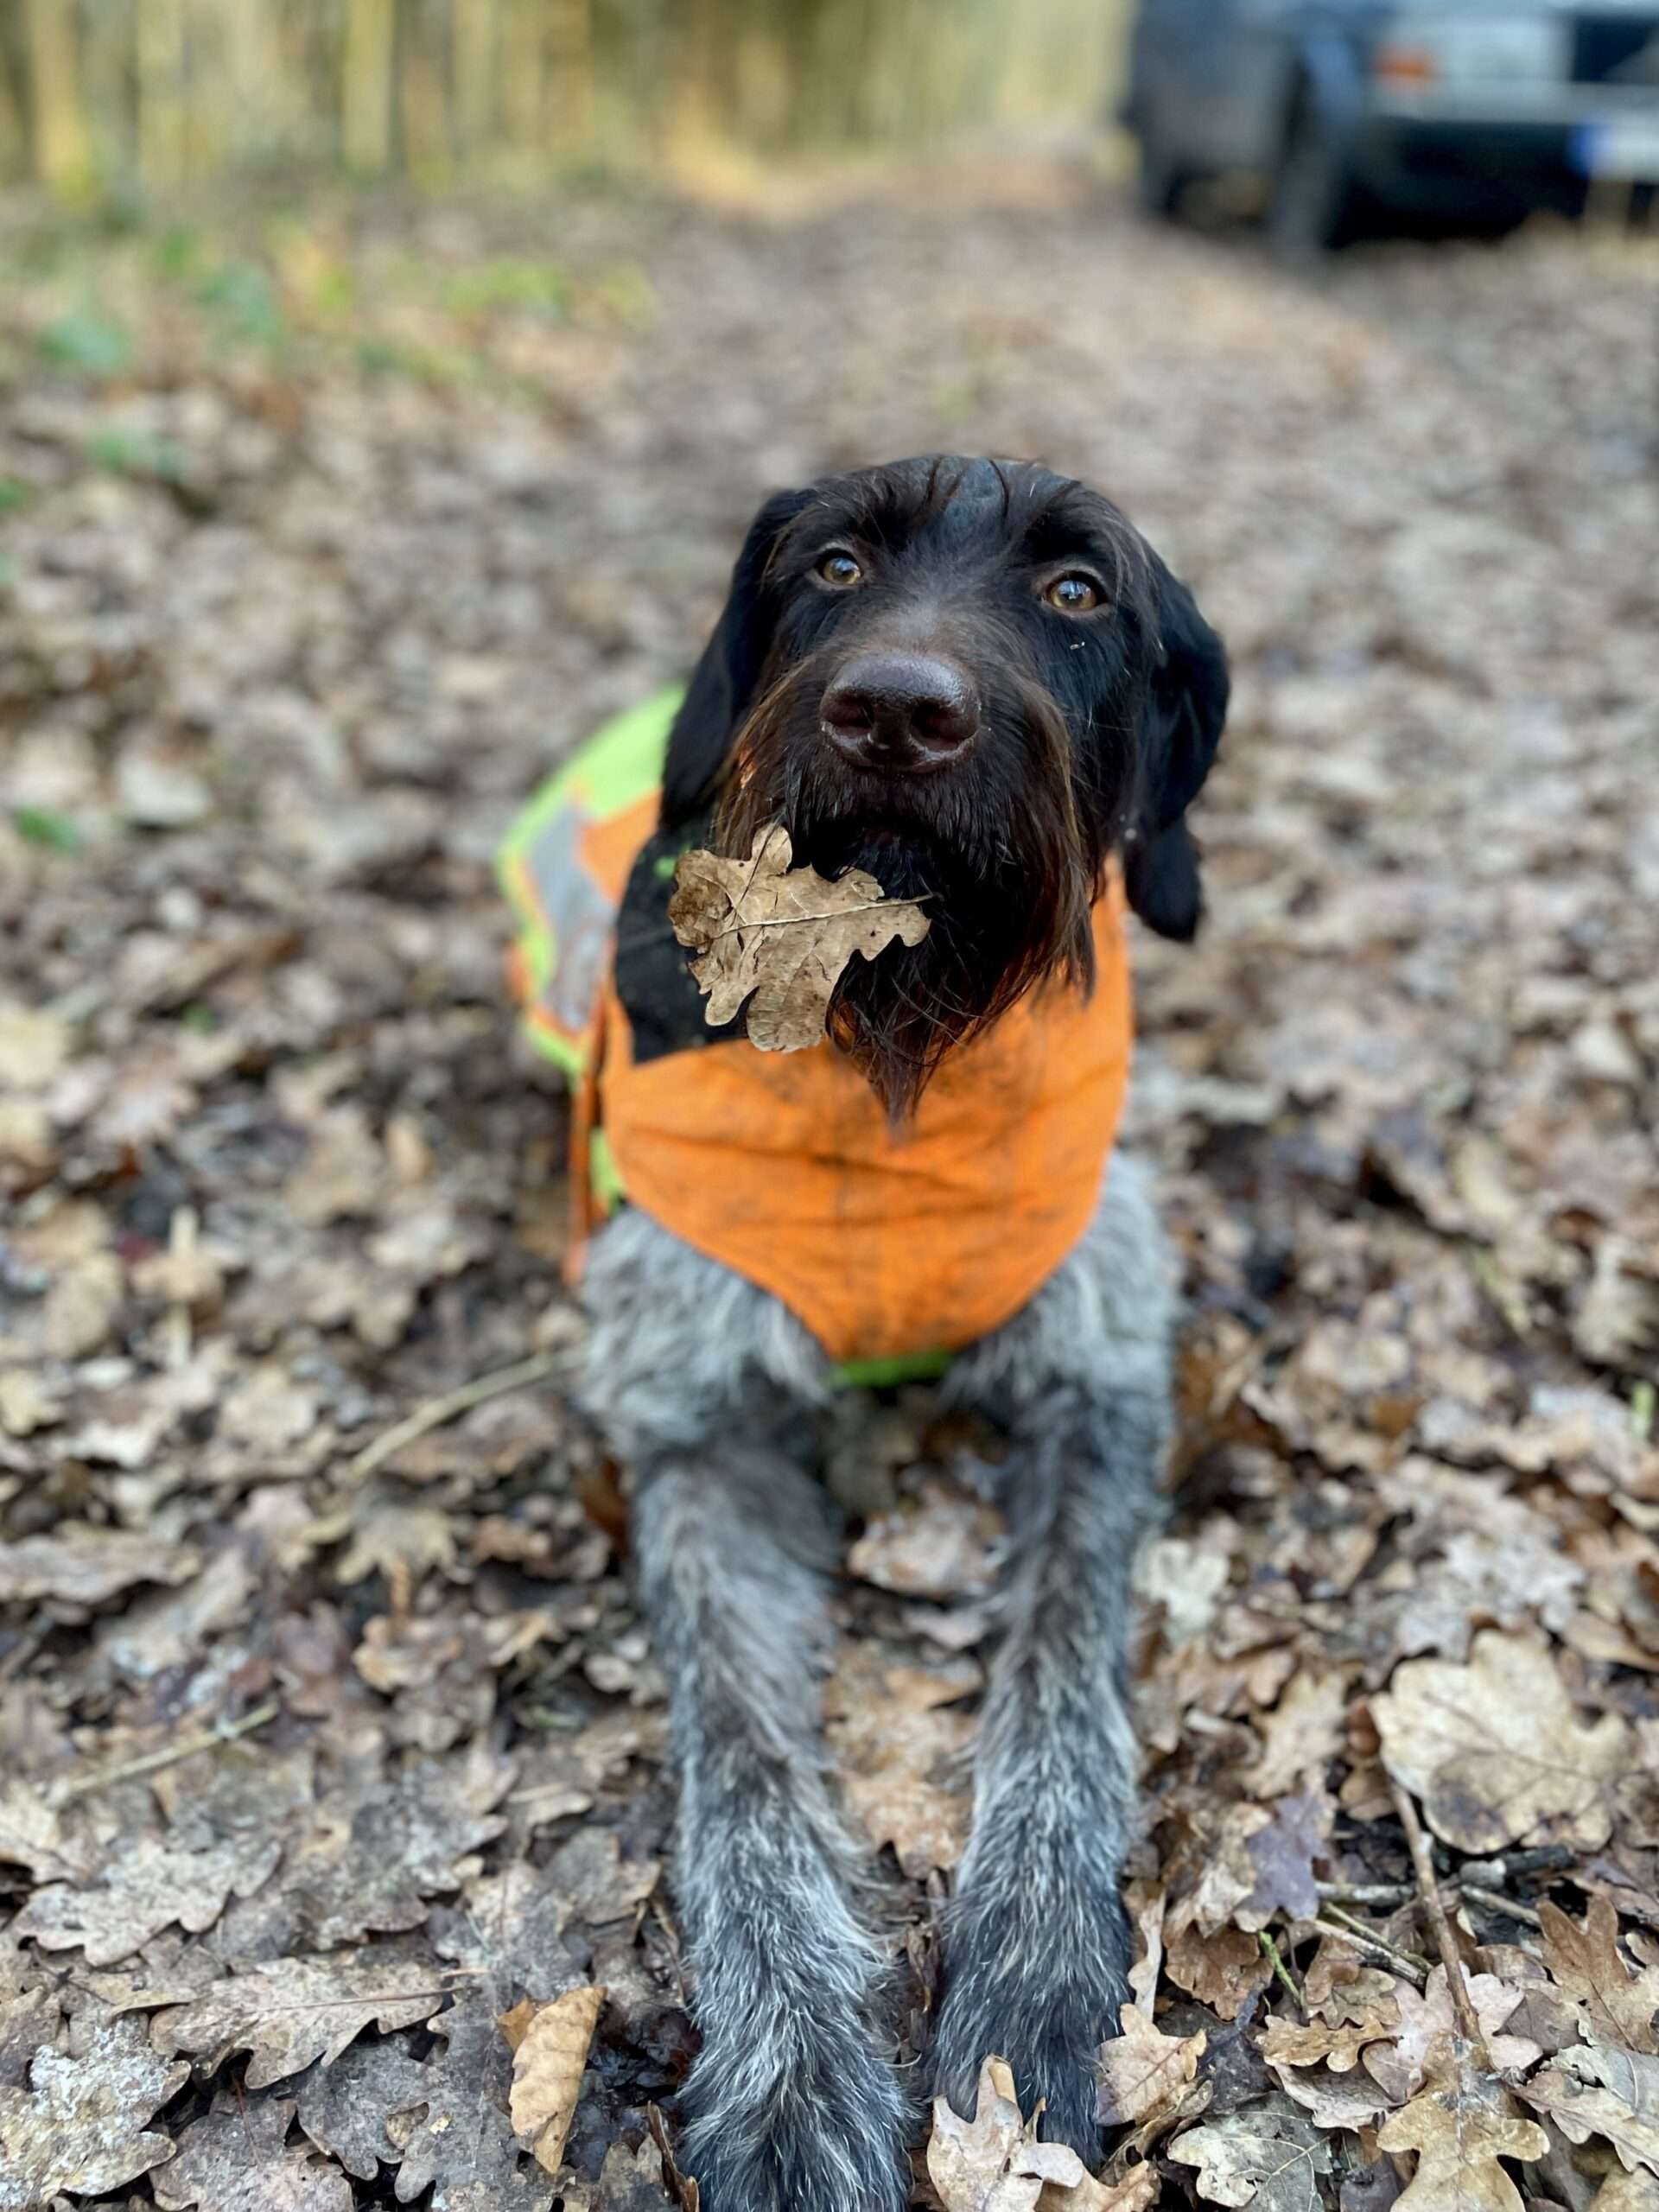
[661,455,1230,1115]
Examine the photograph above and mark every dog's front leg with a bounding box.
[930,1160,1174,2154]
[633,1449,912,2212]
[582,1214,910,2212]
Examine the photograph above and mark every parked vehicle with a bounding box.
[1123,0,1659,249]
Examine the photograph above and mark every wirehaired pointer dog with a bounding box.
[570,457,1228,2209]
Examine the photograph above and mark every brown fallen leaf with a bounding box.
[1095,2003,1207,2128]
[507,1985,606,2177]
[1370,1630,1631,1852]
[1259,1994,1400,2075]
[41,1250,126,1359]
[927,2058,1033,2212]
[1360,1969,1540,2107]
[1271,2066,1391,2133]
[150,2091,352,2212]
[1124,1881,1166,2014]
[928,2057,1159,2212]
[292,2036,432,2183]
[334,1498,459,1591]
[433,1864,583,2014]
[153,1954,456,2088]
[0,2012,189,2209]
[1249,1671,1351,1800]
[220,1740,515,1956]
[16,1834,281,1967]
[1165,1920,1270,2020]
[0,1523,200,1607]
[384,2000,560,2212]
[1589,2171,1659,2212]
[669,825,930,1051]
[0,1779,91,1885]
[1522,2045,1659,2175]
[1376,2066,1548,2212]
[847,1479,1005,1600]
[1539,1897,1659,2056]
[559,2135,679,2211]
[824,1645,979,1878]
[1168,2101,1336,2212]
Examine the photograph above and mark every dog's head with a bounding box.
[660,455,1229,1116]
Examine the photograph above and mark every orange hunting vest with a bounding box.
[501,690,1133,1374]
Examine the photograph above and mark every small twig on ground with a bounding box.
[1313,1910,1429,1984]
[340,1348,570,1485]
[162,1205,197,1370]
[1390,1776,1491,2064]
[1318,1881,1412,1907]
[1459,1882,1545,1929]
[1322,1872,1554,1928]
[1259,1928,1305,2013]
[55,1700,281,1805]
[649,2102,700,2212]
[1462,1845,1573,1882]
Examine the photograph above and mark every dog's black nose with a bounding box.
[820,653,979,772]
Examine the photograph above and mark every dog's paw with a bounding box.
[931,1899,1132,2157]
[677,2014,911,2212]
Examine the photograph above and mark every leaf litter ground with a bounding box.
[0,164,1656,2211]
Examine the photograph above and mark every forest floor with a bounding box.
[1,162,1657,2212]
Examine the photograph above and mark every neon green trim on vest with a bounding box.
[588,1128,626,1212]
[496,683,686,1082]
[828,1347,955,1390]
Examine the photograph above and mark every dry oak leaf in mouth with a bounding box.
[1370,1628,1631,1853]
[669,824,931,1052]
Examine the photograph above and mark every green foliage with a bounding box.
[354,335,470,385]
[151,223,204,279]
[149,228,290,348]
[194,259,289,348]
[0,478,32,516]
[440,257,573,320]
[10,807,83,854]
[40,312,133,376]
[87,429,188,482]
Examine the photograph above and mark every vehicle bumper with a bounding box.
[1353,92,1659,211]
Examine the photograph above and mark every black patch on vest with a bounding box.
[613,813,743,1065]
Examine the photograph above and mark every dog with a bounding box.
[546,455,1229,2210]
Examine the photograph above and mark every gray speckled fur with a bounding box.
[579,1154,1176,2209]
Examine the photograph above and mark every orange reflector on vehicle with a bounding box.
[1374,45,1437,82]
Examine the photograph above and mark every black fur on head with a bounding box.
[661,455,1229,1117]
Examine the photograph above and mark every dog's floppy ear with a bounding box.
[1123,560,1229,942]
[661,487,814,828]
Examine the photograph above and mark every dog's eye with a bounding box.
[815,550,864,588]
[1045,573,1102,613]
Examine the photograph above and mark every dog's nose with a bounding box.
[820,653,979,772]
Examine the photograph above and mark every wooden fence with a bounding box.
[0,0,1125,196]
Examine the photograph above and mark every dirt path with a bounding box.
[2,174,1656,2209]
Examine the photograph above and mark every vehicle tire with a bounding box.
[1268,96,1363,258]
[1135,111,1189,220]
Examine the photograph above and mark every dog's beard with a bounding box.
[715,664,1102,1119]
